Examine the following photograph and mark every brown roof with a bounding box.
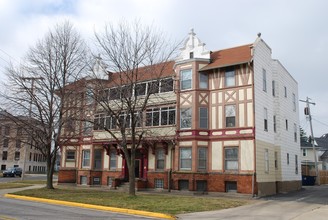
[200,44,253,71]
[106,61,175,87]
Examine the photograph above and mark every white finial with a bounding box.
[257,32,261,37]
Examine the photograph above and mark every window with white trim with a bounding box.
[302,149,307,156]
[265,149,269,173]
[295,155,298,174]
[264,108,268,131]
[94,149,102,170]
[199,72,208,89]
[293,123,297,142]
[199,107,208,129]
[224,147,238,171]
[272,80,276,96]
[156,148,165,170]
[110,149,117,170]
[82,150,90,167]
[293,93,296,111]
[180,148,192,170]
[263,69,267,92]
[180,69,192,90]
[225,105,236,127]
[198,148,207,171]
[180,108,192,129]
[66,150,75,161]
[225,69,235,87]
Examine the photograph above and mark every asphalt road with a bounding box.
[177,185,328,220]
[0,196,155,220]
[0,175,158,220]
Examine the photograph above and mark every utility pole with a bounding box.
[20,76,43,180]
[300,97,320,185]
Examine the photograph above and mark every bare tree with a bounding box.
[1,21,89,189]
[92,21,179,196]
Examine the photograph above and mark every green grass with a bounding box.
[0,182,33,189]
[12,187,249,215]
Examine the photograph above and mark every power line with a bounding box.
[312,118,328,128]
[0,48,19,63]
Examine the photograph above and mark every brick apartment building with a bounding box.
[58,31,301,196]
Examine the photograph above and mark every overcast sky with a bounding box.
[0,0,327,137]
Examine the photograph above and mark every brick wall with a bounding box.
[58,169,76,183]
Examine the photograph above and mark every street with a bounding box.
[0,175,159,220]
[177,185,328,220]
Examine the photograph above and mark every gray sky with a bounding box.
[0,0,327,137]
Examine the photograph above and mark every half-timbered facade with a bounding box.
[58,31,301,196]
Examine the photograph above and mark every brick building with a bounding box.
[0,111,47,173]
[58,31,301,196]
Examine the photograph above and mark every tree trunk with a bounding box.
[46,151,55,189]
[128,164,136,196]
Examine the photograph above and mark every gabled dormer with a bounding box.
[176,29,210,63]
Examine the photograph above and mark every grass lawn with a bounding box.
[0,182,33,189]
[11,187,249,215]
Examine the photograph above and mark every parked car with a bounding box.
[2,167,22,177]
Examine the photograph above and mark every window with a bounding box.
[160,78,173,93]
[180,69,192,90]
[287,153,290,165]
[94,149,102,169]
[265,149,269,173]
[2,151,7,160]
[199,107,208,129]
[17,127,22,136]
[119,112,131,128]
[105,115,117,130]
[4,126,10,135]
[86,88,94,105]
[293,93,296,111]
[180,148,192,170]
[189,52,194,59]
[146,108,160,126]
[93,114,105,130]
[66,150,75,161]
[1,164,6,170]
[302,149,307,156]
[155,179,164,189]
[274,151,278,170]
[225,69,235,87]
[224,147,238,171]
[294,123,297,142]
[264,108,268,131]
[156,148,165,170]
[285,119,288,130]
[15,151,20,161]
[295,155,298,174]
[110,150,117,170]
[160,107,176,125]
[3,138,9,148]
[82,150,90,167]
[263,69,267,92]
[135,83,146,96]
[109,87,120,100]
[198,148,207,171]
[83,121,93,135]
[225,105,236,127]
[199,72,208,89]
[180,108,192,129]
[272,80,276,96]
[148,81,159,94]
[147,107,176,126]
[273,115,277,133]
[284,86,287,97]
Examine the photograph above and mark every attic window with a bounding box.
[189,52,194,59]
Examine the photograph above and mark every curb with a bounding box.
[4,194,175,219]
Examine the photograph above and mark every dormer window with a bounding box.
[189,52,194,59]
